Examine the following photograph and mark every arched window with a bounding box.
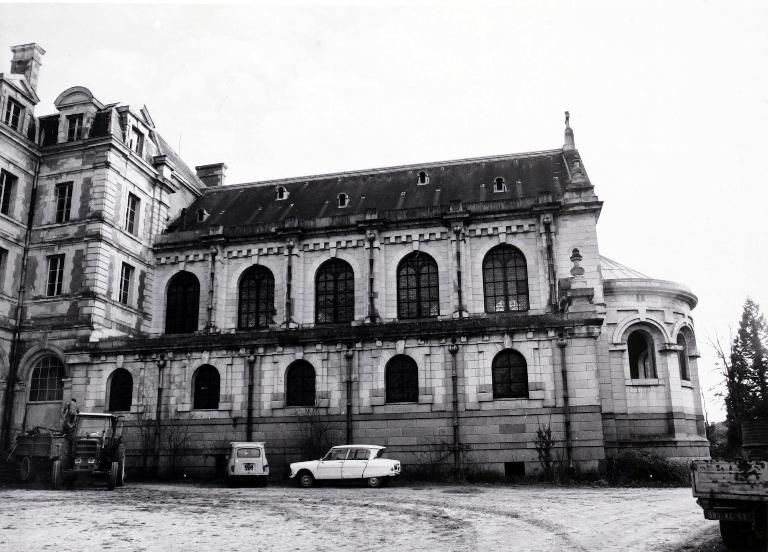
[417,171,429,185]
[491,349,528,399]
[338,193,349,208]
[315,259,354,324]
[385,355,419,403]
[165,271,200,334]
[677,334,690,381]
[286,360,316,407]
[397,252,439,319]
[482,244,529,313]
[193,365,220,410]
[238,265,275,330]
[108,369,133,412]
[494,177,506,192]
[628,330,657,379]
[29,355,65,402]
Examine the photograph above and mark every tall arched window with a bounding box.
[397,252,439,319]
[286,360,316,407]
[193,365,220,410]
[385,355,419,403]
[491,349,528,399]
[628,330,656,379]
[238,265,275,330]
[165,271,200,334]
[482,244,529,313]
[29,356,65,402]
[677,334,690,381]
[315,259,354,324]
[108,368,133,412]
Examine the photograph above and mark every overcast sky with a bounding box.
[2,1,766,421]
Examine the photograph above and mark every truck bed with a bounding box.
[692,459,768,502]
[14,432,67,459]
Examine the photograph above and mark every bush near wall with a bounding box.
[605,451,690,486]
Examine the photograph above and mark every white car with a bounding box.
[289,445,401,488]
[226,441,269,486]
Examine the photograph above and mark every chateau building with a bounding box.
[0,44,708,477]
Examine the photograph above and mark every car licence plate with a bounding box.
[704,510,753,522]
[244,463,254,471]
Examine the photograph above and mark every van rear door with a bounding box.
[233,447,264,475]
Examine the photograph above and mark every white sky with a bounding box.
[2,1,767,421]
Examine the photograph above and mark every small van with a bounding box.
[226,441,269,486]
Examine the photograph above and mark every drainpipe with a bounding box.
[153,354,166,475]
[284,240,294,326]
[366,230,376,323]
[543,218,557,309]
[448,339,461,480]
[205,247,217,332]
[246,352,256,441]
[345,346,354,443]
[1,157,40,450]
[557,335,573,470]
[452,225,464,318]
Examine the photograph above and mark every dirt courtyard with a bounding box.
[0,482,723,551]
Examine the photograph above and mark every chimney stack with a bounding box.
[195,163,227,187]
[10,43,45,91]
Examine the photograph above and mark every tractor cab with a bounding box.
[70,413,124,481]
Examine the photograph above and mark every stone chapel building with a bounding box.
[0,44,708,477]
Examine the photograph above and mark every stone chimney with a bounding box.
[10,43,45,91]
[195,163,227,187]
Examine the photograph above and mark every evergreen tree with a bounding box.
[726,298,768,450]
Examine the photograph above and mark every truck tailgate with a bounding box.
[692,459,768,501]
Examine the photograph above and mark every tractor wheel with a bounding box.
[116,447,126,487]
[108,461,118,490]
[51,460,62,490]
[18,456,34,482]
[297,471,315,488]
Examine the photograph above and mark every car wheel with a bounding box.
[298,471,315,488]
[366,477,382,488]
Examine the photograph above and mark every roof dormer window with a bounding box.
[338,193,349,208]
[494,177,506,193]
[197,209,209,222]
[276,186,288,200]
[417,171,429,185]
[67,114,83,142]
[3,98,23,132]
[130,126,144,156]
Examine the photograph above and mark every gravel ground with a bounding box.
[0,482,721,552]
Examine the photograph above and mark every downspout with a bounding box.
[448,339,461,480]
[345,346,354,444]
[153,355,166,476]
[284,240,294,326]
[366,231,376,323]
[452,225,464,318]
[1,157,40,450]
[246,352,255,441]
[205,247,217,332]
[557,335,573,471]
[543,218,557,309]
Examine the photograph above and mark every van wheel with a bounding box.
[297,471,315,488]
[366,477,382,488]
[720,520,750,550]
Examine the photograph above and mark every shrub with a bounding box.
[606,450,690,486]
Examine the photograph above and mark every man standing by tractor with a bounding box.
[61,398,79,433]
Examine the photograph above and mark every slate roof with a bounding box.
[600,256,651,280]
[165,149,574,235]
[154,132,205,192]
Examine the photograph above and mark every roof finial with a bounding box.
[563,110,575,151]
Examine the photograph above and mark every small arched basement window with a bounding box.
[108,369,133,412]
[338,193,349,208]
[492,349,529,399]
[628,330,657,379]
[677,334,690,381]
[286,360,316,407]
[29,356,65,402]
[385,355,419,403]
[193,365,220,410]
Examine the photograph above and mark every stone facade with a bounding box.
[0,44,708,478]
